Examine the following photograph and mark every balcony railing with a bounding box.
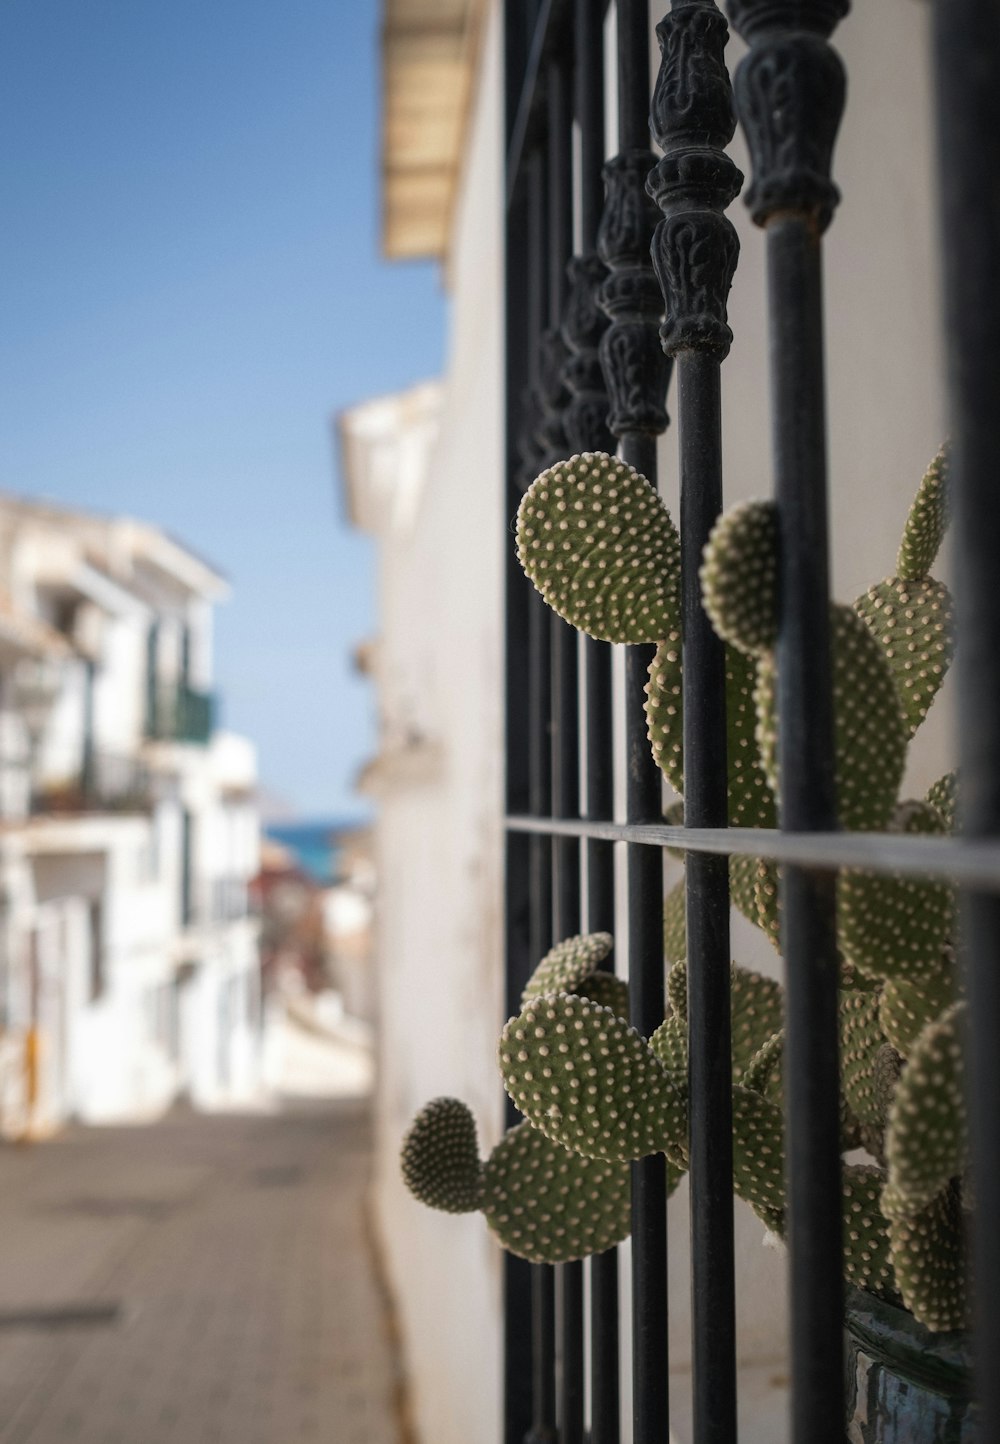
[32,751,154,816]
[145,684,215,745]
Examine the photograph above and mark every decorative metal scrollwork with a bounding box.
[535,328,571,469]
[561,253,615,454]
[648,0,743,360]
[597,151,672,439]
[726,0,849,232]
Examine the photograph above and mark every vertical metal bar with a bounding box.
[504,34,536,1429]
[648,7,742,1441]
[726,3,848,1439]
[566,3,620,1437]
[597,6,673,1441]
[543,43,586,1444]
[931,4,1000,1438]
[524,135,560,1444]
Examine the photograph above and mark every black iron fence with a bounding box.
[502,2,1000,1442]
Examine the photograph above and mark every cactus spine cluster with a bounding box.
[400,445,969,1334]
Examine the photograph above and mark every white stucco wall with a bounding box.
[366,8,506,1444]
[361,2,949,1442]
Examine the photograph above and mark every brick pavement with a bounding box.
[0,1100,403,1444]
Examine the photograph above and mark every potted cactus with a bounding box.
[401,447,978,1437]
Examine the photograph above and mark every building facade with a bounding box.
[0,495,260,1135]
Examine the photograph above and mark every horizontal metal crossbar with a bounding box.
[506,814,1000,890]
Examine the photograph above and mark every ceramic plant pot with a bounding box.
[846,1287,979,1443]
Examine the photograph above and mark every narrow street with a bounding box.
[0,1099,402,1444]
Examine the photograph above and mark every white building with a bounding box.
[0,495,261,1135]
[342,3,950,1443]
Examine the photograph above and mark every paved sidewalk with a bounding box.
[0,1100,402,1444]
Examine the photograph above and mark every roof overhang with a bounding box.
[381,0,485,261]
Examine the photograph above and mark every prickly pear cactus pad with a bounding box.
[752,859,781,950]
[482,1120,631,1264]
[926,771,958,833]
[855,577,953,739]
[401,1098,485,1213]
[886,1002,967,1213]
[882,1182,968,1333]
[666,957,687,1020]
[664,880,687,966]
[840,990,890,1127]
[897,444,950,582]
[730,965,784,1082]
[879,958,956,1058]
[842,1165,896,1299]
[649,1013,687,1078]
[646,642,774,824]
[700,500,778,656]
[574,971,630,1019]
[499,994,686,1164]
[522,932,614,1004]
[516,452,681,644]
[838,803,955,982]
[742,1030,783,1103]
[731,1086,786,1221]
[755,606,906,831]
[645,630,684,793]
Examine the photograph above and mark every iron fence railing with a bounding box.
[503,2,1000,1443]
[145,683,215,745]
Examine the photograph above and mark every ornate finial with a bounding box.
[561,254,615,454]
[647,1,744,359]
[726,0,850,232]
[535,328,571,469]
[597,152,672,437]
[517,386,544,492]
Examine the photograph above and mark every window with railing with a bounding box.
[497,3,1000,1443]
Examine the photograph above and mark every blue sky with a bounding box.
[0,0,445,819]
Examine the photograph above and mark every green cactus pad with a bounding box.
[755,605,906,831]
[729,854,760,932]
[700,500,778,656]
[522,932,614,1004]
[926,771,957,833]
[731,965,784,1082]
[753,858,782,950]
[664,880,687,966]
[883,1183,967,1334]
[872,1043,903,1122]
[886,1002,967,1214]
[732,1085,786,1221]
[645,631,685,794]
[838,803,955,982]
[401,1098,485,1213]
[840,989,888,1127]
[649,1013,687,1078]
[879,965,956,1058]
[855,577,953,739]
[482,1121,631,1264]
[742,1030,783,1101]
[516,452,681,644]
[897,444,950,582]
[842,1164,897,1300]
[667,957,688,1021]
[575,971,630,1019]
[647,642,774,825]
[499,994,686,1164]
[727,651,777,829]
[857,1122,887,1167]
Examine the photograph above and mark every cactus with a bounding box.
[400,1097,631,1264]
[402,445,967,1335]
[516,452,680,645]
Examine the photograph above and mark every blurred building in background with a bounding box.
[0,495,261,1136]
